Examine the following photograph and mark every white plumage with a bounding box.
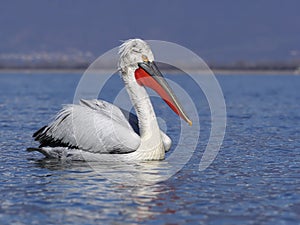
[29,39,190,161]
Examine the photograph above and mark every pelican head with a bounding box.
[118,38,192,126]
[118,38,154,72]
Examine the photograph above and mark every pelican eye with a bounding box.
[142,55,149,62]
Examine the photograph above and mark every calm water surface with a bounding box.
[0,73,299,224]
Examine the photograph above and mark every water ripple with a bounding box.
[0,74,299,224]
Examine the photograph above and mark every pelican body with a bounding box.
[29,39,191,161]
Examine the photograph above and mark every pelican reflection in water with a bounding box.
[28,39,192,161]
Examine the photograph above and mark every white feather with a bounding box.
[32,39,174,161]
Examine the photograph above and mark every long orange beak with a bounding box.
[135,61,192,126]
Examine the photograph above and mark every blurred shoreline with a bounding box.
[0,68,299,75]
[1,58,299,75]
[1,53,299,75]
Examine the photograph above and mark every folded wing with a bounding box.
[33,99,141,154]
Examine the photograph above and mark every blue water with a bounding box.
[0,73,299,224]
